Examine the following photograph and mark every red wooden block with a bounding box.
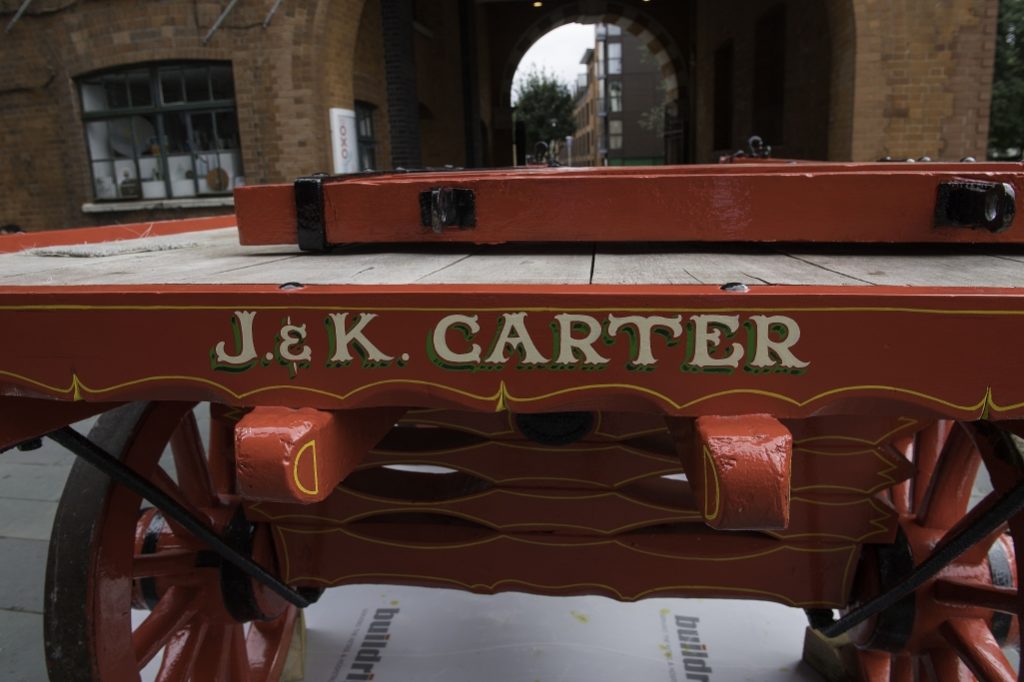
[679,414,793,530]
[234,406,403,503]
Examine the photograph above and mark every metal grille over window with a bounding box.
[355,102,377,171]
[78,62,244,201]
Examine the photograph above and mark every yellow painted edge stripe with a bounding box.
[0,368,996,417]
[293,440,319,496]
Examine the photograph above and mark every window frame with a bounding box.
[355,101,378,171]
[77,61,243,202]
[607,41,623,75]
[608,80,623,113]
[608,118,623,150]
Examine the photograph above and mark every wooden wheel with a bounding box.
[44,402,299,682]
[848,421,1022,681]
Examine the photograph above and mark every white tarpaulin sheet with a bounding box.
[300,585,823,682]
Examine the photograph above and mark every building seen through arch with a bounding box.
[569,22,674,167]
[0,0,1003,231]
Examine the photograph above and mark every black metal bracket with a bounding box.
[935,180,1016,233]
[47,426,310,610]
[295,169,476,248]
[294,173,332,252]
[419,187,476,234]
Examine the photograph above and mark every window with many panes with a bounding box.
[608,119,623,150]
[608,81,623,113]
[607,42,622,75]
[355,102,377,171]
[78,62,243,201]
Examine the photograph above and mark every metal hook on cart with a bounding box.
[747,135,771,158]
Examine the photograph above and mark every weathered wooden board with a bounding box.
[4,225,1024,287]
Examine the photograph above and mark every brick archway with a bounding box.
[500,1,687,108]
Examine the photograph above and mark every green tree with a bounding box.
[989,0,1024,159]
[513,68,575,160]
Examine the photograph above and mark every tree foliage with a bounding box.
[513,68,575,158]
[989,0,1024,159]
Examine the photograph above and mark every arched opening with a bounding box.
[336,0,847,170]
[498,3,691,166]
[483,0,843,166]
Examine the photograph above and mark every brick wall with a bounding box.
[0,0,1003,231]
[352,0,392,170]
[0,0,364,231]
[847,0,998,161]
[693,0,997,162]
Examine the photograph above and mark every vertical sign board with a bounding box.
[330,108,359,174]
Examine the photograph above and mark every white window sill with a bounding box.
[81,196,234,213]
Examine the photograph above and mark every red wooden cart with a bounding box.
[1,161,1023,681]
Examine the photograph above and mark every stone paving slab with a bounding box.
[0,538,49,614]
[0,498,58,542]
[0,609,45,682]
[0,462,72,503]
[2,446,74,468]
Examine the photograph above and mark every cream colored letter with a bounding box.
[214,311,258,365]
[483,312,549,365]
[749,315,809,368]
[327,313,393,363]
[554,314,609,364]
[606,314,682,366]
[433,314,482,363]
[690,315,743,368]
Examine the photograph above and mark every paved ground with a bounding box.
[0,422,84,681]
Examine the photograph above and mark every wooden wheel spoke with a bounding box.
[133,586,200,669]
[933,577,1018,614]
[923,649,970,682]
[230,624,253,682]
[939,618,1016,682]
[132,549,200,579]
[148,466,216,542]
[890,435,914,515]
[170,410,217,508]
[192,624,234,682]
[855,649,890,681]
[155,618,209,682]
[925,489,1008,566]
[911,421,952,515]
[890,654,916,682]
[247,607,300,682]
[917,425,982,530]
[151,467,202,516]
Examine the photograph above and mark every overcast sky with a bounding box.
[511,23,595,102]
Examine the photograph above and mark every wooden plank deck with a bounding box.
[2,225,1024,288]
